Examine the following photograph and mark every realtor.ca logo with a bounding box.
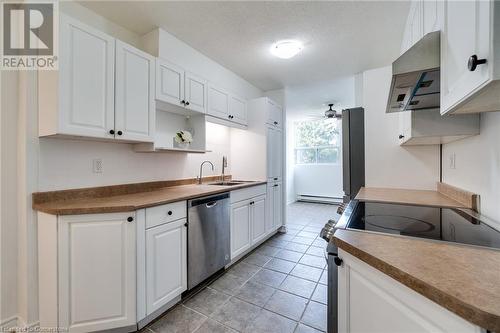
[1,1,58,70]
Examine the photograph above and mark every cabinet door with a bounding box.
[441,0,491,114]
[273,183,283,230]
[156,58,185,108]
[115,40,155,142]
[229,94,247,125]
[58,213,136,332]
[266,126,275,181]
[267,99,282,127]
[273,129,283,181]
[59,15,115,139]
[230,201,251,259]
[398,111,412,144]
[251,195,267,245]
[265,184,274,234]
[146,219,187,315]
[338,249,481,333]
[208,84,230,120]
[185,72,208,114]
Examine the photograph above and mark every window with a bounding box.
[294,119,341,164]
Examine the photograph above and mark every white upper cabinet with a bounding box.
[229,94,248,125]
[156,58,185,108]
[42,14,115,139]
[267,99,283,128]
[39,14,155,142]
[156,59,208,114]
[208,84,230,119]
[207,83,248,127]
[184,72,208,113]
[441,0,500,115]
[115,41,155,142]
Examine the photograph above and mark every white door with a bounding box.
[251,195,267,245]
[265,184,274,234]
[115,40,155,142]
[441,0,491,114]
[146,219,187,315]
[208,84,230,120]
[184,72,207,114]
[230,200,251,259]
[229,94,247,125]
[59,14,115,139]
[58,212,136,332]
[156,58,185,108]
[266,126,275,181]
[273,183,282,230]
[273,128,283,181]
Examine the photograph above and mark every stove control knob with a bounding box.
[334,256,343,266]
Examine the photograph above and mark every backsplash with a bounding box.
[442,112,500,222]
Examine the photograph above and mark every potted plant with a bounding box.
[173,130,193,149]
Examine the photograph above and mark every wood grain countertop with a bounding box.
[334,229,500,332]
[356,186,469,208]
[33,178,267,215]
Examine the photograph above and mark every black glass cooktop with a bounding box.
[344,201,500,250]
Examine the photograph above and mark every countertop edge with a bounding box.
[33,181,268,216]
[333,233,500,332]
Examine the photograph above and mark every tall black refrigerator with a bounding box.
[341,107,365,202]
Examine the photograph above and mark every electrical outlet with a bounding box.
[93,158,103,173]
[449,153,456,169]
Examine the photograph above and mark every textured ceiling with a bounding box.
[79,1,410,91]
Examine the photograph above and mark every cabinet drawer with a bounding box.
[146,201,187,229]
[231,184,267,204]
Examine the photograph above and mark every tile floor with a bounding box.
[142,202,339,333]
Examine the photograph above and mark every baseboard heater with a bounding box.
[297,195,342,204]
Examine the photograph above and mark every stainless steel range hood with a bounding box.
[386,31,440,113]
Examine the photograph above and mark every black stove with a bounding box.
[337,200,500,250]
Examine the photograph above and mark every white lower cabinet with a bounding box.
[230,185,272,260]
[266,182,283,233]
[338,249,483,333]
[38,212,137,333]
[230,200,252,259]
[251,195,267,244]
[145,218,187,315]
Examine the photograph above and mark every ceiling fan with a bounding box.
[324,103,342,119]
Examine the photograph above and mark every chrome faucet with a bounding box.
[221,156,228,182]
[198,160,214,184]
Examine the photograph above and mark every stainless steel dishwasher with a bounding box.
[187,192,230,289]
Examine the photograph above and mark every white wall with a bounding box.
[363,66,440,189]
[294,164,343,199]
[39,123,231,190]
[442,112,500,221]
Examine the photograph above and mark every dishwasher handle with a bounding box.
[206,201,218,208]
[189,192,230,207]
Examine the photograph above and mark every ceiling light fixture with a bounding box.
[270,40,303,59]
